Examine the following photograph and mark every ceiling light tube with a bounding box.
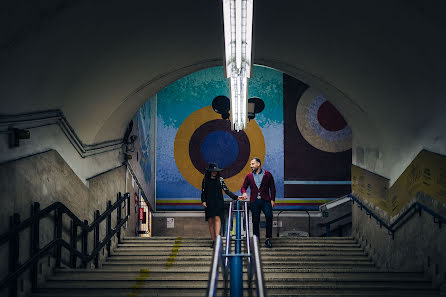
[223,0,253,131]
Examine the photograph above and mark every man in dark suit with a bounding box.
[241,157,276,248]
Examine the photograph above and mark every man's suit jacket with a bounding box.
[241,170,276,203]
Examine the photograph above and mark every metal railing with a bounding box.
[349,194,446,239]
[0,192,130,297]
[276,210,312,237]
[206,200,267,297]
[319,212,352,237]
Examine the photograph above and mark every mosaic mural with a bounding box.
[135,66,352,211]
[156,66,283,210]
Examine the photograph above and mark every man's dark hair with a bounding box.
[252,157,261,166]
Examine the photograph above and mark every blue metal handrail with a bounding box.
[230,200,243,296]
[349,194,446,239]
[206,200,267,297]
[206,235,224,297]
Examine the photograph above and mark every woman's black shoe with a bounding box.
[265,239,272,248]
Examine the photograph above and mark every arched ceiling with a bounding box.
[1,0,446,182]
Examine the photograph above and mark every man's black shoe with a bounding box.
[265,239,272,248]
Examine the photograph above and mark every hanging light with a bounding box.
[223,0,253,131]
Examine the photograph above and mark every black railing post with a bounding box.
[82,220,88,268]
[55,208,63,268]
[31,202,40,292]
[126,193,131,217]
[117,193,122,244]
[106,200,112,256]
[70,220,77,268]
[94,210,100,268]
[326,224,330,237]
[9,213,20,297]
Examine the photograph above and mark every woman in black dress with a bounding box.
[201,163,239,245]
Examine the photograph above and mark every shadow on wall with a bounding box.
[0,150,139,297]
[351,149,446,287]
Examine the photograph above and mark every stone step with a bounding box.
[266,289,440,297]
[48,271,427,283]
[119,239,359,244]
[85,266,381,273]
[115,246,365,252]
[123,236,355,241]
[117,242,361,248]
[41,279,433,289]
[32,289,227,297]
[54,268,423,279]
[111,250,367,256]
[32,291,439,297]
[100,261,375,269]
[42,279,233,289]
[109,252,368,260]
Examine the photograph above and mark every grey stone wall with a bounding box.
[151,214,211,238]
[151,201,352,240]
[0,150,139,297]
[352,192,446,287]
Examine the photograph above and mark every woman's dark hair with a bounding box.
[204,170,221,181]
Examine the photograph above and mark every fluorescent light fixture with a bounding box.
[223,0,253,131]
[319,196,352,212]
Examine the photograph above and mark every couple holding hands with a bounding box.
[201,157,276,248]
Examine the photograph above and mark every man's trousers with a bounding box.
[250,199,273,239]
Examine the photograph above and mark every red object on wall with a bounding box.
[139,208,144,220]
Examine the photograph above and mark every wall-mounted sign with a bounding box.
[167,218,174,228]
[139,208,144,220]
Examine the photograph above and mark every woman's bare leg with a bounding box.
[214,216,221,239]
[208,217,216,240]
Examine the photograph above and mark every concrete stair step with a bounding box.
[47,273,219,281]
[111,250,367,256]
[123,236,355,241]
[32,289,227,297]
[102,261,212,266]
[101,261,375,268]
[118,240,358,245]
[263,272,427,281]
[114,246,365,252]
[260,257,372,262]
[72,265,380,273]
[47,273,427,283]
[106,255,370,262]
[31,236,440,296]
[266,289,440,296]
[41,279,433,290]
[32,289,438,297]
[42,280,236,289]
[117,243,361,248]
[58,267,406,275]
[264,283,435,290]
[261,262,376,268]
[263,268,382,273]
[258,247,364,251]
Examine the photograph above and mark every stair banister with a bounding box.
[349,194,446,239]
[0,192,130,297]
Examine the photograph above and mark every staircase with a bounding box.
[32,237,218,297]
[263,237,439,297]
[31,236,440,297]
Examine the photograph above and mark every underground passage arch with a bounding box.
[1,1,446,296]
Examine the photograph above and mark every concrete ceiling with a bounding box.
[1,0,446,183]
